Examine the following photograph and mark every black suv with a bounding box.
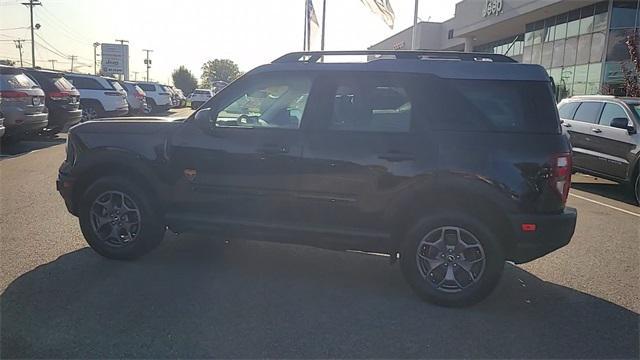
[558,96,640,204]
[21,68,81,134]
[57,51,577,307]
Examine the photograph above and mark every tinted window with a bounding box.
[573,102,603,123]
[599,103,628,126]
[53,77,75,91]
[138,83,156,92]
[558,102,580,119]
[427,79,559,134]
[610,0,639,28]
[327,77,411,133]
[107,80,124,91]
[67,76,105,90]
[0,73,39,89]
[215,75,311,129]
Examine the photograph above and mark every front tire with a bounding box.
[79,176,165,260]
[400,213,505,307]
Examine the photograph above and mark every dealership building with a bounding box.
[369,0,640,98]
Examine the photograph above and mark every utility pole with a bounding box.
[115,39,129,80]
[22,0,42,68]
[320,0,327,51]
[69,55,77,72]
[142,49,152,81]
[132,71,138,81]
[48,59,56,70]
[13,39,25,67]
[93,42,100,75]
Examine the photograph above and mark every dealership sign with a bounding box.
[482,0,503,17]
[101,43,129,78]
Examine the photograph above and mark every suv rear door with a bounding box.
[563,101,604,172]
[588,101,638,180]
[297,72,433,241]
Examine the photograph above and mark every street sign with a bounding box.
[100,43,129,79]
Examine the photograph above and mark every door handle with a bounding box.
[591,128,602,133]
[378,151,415,162]
[257,144,289,155]
[562,123,572,127]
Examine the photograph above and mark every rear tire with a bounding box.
[400,213,505,307]
[79,176,165,260]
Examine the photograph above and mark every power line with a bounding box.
[39,6,93,44]
[34,32,68,58]
[0,26,30,30]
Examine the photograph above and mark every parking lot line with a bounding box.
[569,193,640,218]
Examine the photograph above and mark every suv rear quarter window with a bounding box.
[424,78,560,134]
[573,102,603,124]
[599,102,628,126]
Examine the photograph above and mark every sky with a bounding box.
[0,0,458,84]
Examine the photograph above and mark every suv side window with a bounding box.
[66,76,105,90]
[573,102,603,124]
[328,76,411,133]
[558,102,580,119]
[214,75,311,129]
[599,103,628,126]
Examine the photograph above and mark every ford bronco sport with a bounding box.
[57,51,577,307]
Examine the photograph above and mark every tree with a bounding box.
[171,66,198,95]
[200,59,242,88]
[0,59,16,66]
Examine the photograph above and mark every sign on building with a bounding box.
[100,43,129,80]
[482,0,503,17]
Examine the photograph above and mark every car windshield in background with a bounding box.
[1,73,39,89]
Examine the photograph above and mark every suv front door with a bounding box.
[169,73,313,227]
[297,72,433,246]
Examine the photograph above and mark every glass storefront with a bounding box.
[473,0,639,99]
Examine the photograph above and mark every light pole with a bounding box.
[48,59,56,70]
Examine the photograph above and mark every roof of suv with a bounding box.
[563,95,640,103]
[247,51,551,82]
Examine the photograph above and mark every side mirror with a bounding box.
[610,117,636,134]
[194,107,215,131]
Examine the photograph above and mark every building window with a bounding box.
[448,29,454,39]
[555,14,568,40]
[610,0,639,29]
[606,29,637,61]
[579,5,596,35]
[552,39,566,67]
[590,32,606,62]
[566,10,581,38]
[576,34,592,65]
[563,37,578,66]
[593,2,609,32]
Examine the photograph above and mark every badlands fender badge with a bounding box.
[184,168,197,182]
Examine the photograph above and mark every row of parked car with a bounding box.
[0,65,188,143]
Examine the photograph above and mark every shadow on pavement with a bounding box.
[571,181,638,207]
[0,136,65,157]
[1,235,638,358]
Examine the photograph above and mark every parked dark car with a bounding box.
[57,51,577,307]
[558,96,640,204]
[22,68,81,134]
[0,65,48,140]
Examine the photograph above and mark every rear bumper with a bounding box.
[4,112,48,135]
[507,207,577,264]
[48,109,82,129]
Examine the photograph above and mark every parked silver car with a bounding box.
[119,81,148,115]
[0,66,48,140]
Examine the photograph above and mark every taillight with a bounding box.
[48,91,71,101]
[551,153,572,205]
[104,91,122,96]
[0,91,29,102]
[135,92,145,99]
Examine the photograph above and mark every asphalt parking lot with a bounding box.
[1,111,638,358]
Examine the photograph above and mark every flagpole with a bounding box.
[411,0,419,50]
[303,0,308,50]
[320,0,327,50]
[306,0,311,51]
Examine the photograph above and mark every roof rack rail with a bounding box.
[273,50,517,64]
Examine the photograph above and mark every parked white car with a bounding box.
[189,88,213,109]
[136,82,173,113]
[64,73,128,121]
